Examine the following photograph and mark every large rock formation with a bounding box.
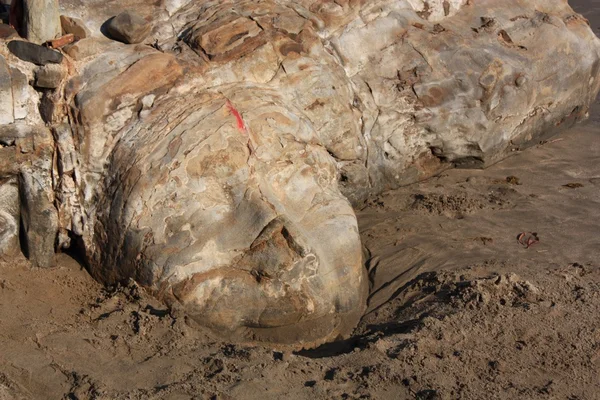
[0,0,599,347]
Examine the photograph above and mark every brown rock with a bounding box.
[0,123,34,146]
[106,10,151,44]
[34,63,66,88]
[47,33,74,49]
[60,15,89,39]
[39,89,64,123]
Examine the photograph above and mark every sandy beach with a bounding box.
[1,1,600,399]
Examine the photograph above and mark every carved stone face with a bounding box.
[1,0,599,347]
[89,90,368,345]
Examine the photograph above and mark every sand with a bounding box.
[1,1,600,399]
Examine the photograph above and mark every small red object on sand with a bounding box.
[516,232,539,249]
[47,34,75,49]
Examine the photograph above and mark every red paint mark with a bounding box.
[226,100,246,134]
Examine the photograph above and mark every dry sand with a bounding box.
[2,1,600,399]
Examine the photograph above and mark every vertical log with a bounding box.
[22,0,61,44]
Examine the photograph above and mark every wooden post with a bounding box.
[21,0,61,44]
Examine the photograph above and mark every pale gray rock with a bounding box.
[1,0,599,346]
[34,63,65,88]
[53,123,76,175]
[53,123,83,249]
[60,15,90,39]
[18,128,57,268]
[19,166,58,268]
[0,55,14,126]
[22,0,61,44]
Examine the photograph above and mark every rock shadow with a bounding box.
[297,271,455,359]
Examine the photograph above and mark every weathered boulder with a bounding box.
[106,11,151,44]
[343,1,600,193]
[22,0,61,44]
[87,90,368,345]
[60,15,90,39]
[7,40,63,65]
[2,0,599,346]
[59,0,600,346]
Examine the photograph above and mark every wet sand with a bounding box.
[1,2,600,399]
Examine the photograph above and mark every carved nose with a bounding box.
[168,214,367,347]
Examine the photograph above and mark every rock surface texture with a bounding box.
[0,178,19,256]
[60,15,90,39]
[0,23,19,40]
[1,0,599,347]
